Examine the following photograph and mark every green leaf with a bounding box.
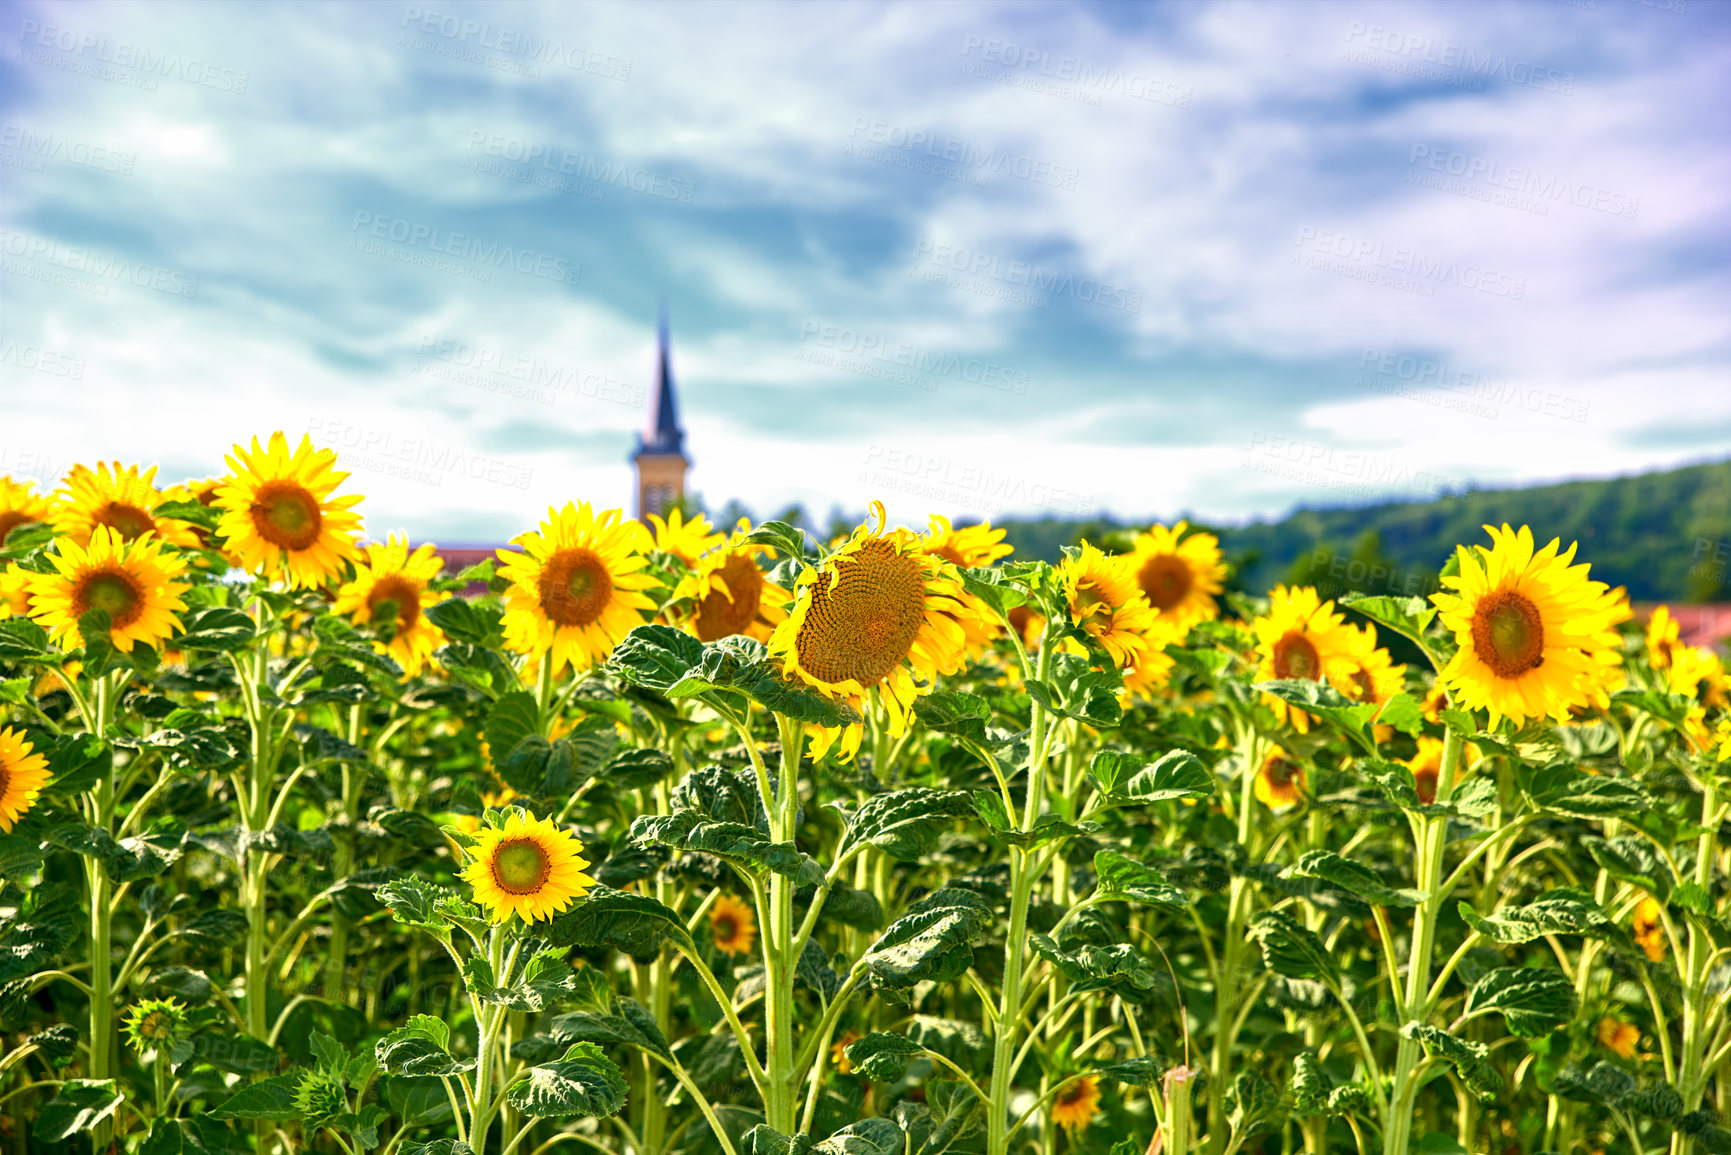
[843,1032,926,1081]
[1120,750,1215,803]
[739,520,809,562]
[1464,967,1575,1036]
[542,999,674,1064]
[1026,653,1122,726]
[1227,1070,1284,1142]
[630,812,824,887]
[969,792,1098,848]
[663,635,860,727]
[1457,888,1621,944]
[1028,934,1159,995]
[43,821,181,882]
[1584,836,1674,900]
[401,1142,476,1155]
[1255,679,1376,753]
[138,1117,239,1155]
[484,691,540,769]
[610,625,707,694]
[424,597,503,647]
[545,886,695,958]
[1247,910,1339,986]
[1340,594,1437,652]
[1401,1024,1502,1100]
[377,1015,473,1076]
[377,876,466,937]
[210,1072,303,1120]
[34,1079,123,1142]
[1529,765,1653,822]
[863,887,995,990]
[175,606,256,652]
[506,1040,629,1118]
[1375,692,1425,737]
[1093,851,1187,906]
[604,747,676,790]
[811,1119,904,1154]
[958,567,1028,617]
[1284,850,1421,908]
[147,966,214,1003]
[911,691,994,744]
[741,1126,815,1155]
[836,788,976,863]
[1093,1055,1165,1087]
[0,617,52,661]
[42,732,111,796]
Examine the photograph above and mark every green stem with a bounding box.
[1672,776,1721,1155]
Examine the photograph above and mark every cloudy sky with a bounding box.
[2,0,1727,543]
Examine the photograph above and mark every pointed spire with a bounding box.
[636,297,686,458]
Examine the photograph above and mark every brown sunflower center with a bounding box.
[1138,554,1193,612]
[74,569,145,629]
[1471,589,1545,678]
[1412,764,1439,805]
[0,511,37,544]
[0,759,10,799]
[1272,632,1321,680]
[491,838,551,895]
[1349,668,1376,702]
[714,914,738,942]
[693,555,765,641]
[1263,757,1302,788]
[249,481,323,551]
[366,574,422,631]
[794,539,926,687]
[538,547,614,629]
[1056,1083,1089,1107]
[94,501,155,540]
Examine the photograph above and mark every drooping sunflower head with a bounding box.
[1127,520,1226,632]
[51,462,199,549]
[923,515,1013,569]
[215,433,364,588]
[1430,525,1624,729]
[769,503,984,760]
[1050,1075,1103,1130]
[1632,897,1666,962]
[458,809,597,925]
[647,507,725,567]
[1406,736,1445,806]
[1058,541,1158,670]
[496,503,658,675]
[1253,747,1306,810]
[1596,1016,1639,1060]
[1328,622,1408,711]
[708,892,757,956]
[0,476,53,546]
[0,727,51,833]
[122,997,188,1053]
[1646,606,1681,670]
[1253,585,1350,733]
[26,526,190,653]
[665,528,790,643]
[332,535,449,677]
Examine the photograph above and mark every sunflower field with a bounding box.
[1,434,1729,1155]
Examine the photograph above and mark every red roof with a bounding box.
[1634,604,1731,650]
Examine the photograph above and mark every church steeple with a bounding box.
[632,301,690,520]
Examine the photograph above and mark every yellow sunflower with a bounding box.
[1667,646,1727,709]
[1059,541,1159,669]
[1253,747,1306,810]
[458,810,597,924]
[0,476,53,546]
[497,503,658,674]
[332,536,449,677]
[831,1030,862,1076]
[1253,585,1351,733]
[1007,604,1045,650]
[1419,682,1450,723]
[1406,736,1445,805]
[1632,897,1666,962]
[51,462,199,549]
[664,527,790,643]
[1596,1016,1639,1060]
[1430,526,1625,728]
[647,508,725,567]
[922,515,1010,656]
[1125,520,1226,632]
[708,892,757,956]
[1050,1075,1103,1130]
[1714,717,1731,761]
[27,526,189,653]
[452,787,519,837]
[0,727,51,832]
[0,566,32,618]
[769,503,986,762]
[214,434,363,588]
[1120,616,1185,704]
[1329,622,1407,740]
[1646,606,1681,670]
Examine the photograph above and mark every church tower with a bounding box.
[632,304,690,521]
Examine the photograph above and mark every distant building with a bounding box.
[631,306,689,522]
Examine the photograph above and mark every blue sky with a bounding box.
[2,0,1728,543]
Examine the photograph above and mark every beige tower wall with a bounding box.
[635,453,689,520]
